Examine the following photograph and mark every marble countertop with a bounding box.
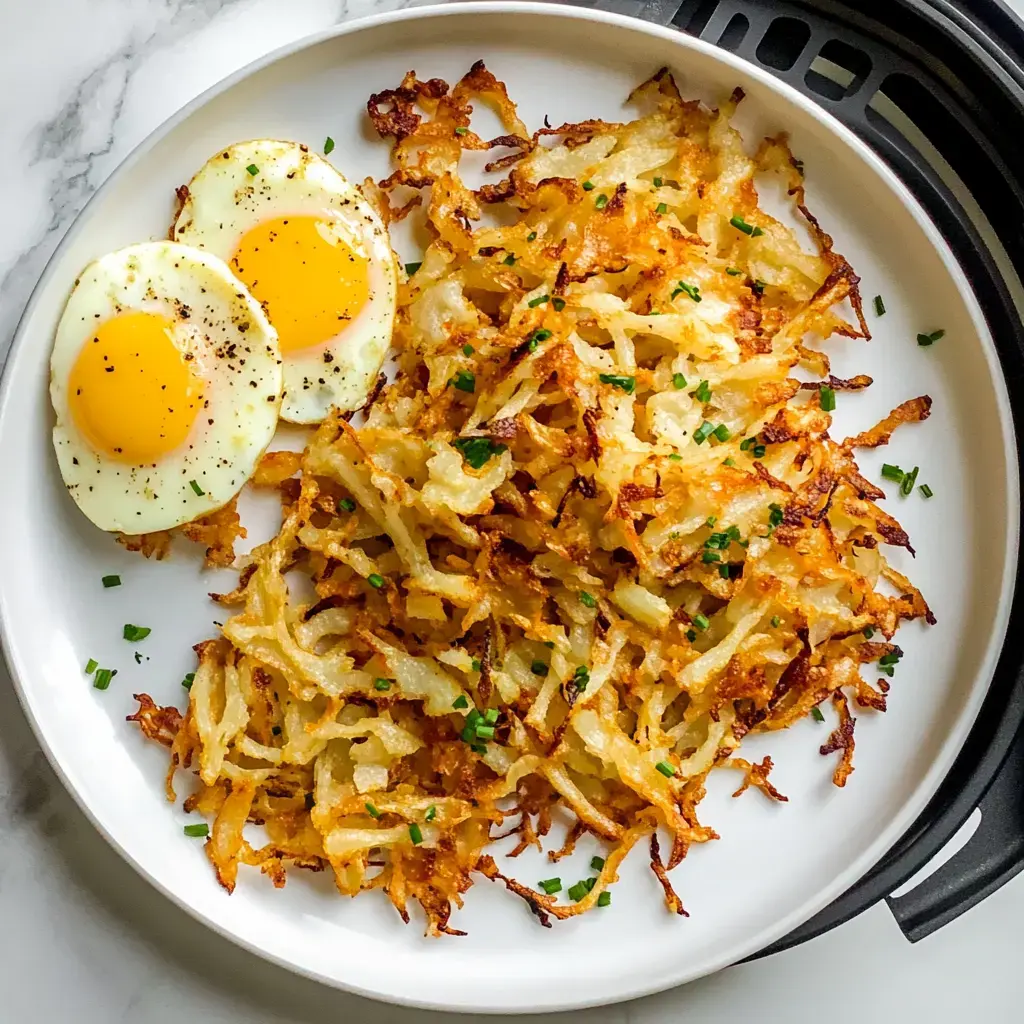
[3,1,1024,1020]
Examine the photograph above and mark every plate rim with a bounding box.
[0,1,1018,1013]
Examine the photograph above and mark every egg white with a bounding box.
[173,140,397,424]
[50,241,282,534]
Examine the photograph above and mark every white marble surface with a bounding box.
[3,1,1024,1020]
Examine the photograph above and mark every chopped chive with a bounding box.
[539,877,562,895]
[471,742,488,754]
[568,881,589,902]
[462,344,474,356]
[873,295,885,316]
[881,463,905,482]
[551,297,566,312]
[693,613,710,631]
[919,483,934,499]
[583,877,597,892]
[811,706,825,723]
[595,194,609,210]
[365,802,381,818]
[451,369,476,393]
[702,550,722,564]
[122,624,151,642]
[753,444,766,458]
[653,177,663,187]
[879,652,901,666]
[726,267,743,276]
[367,573,385,589]
[455,126,469,136]
[705,516,717,528]
[671,280,702,303]
[598,373,636,395]
[323,136,335,155]
[917,329,945,346]
[694,379,712,403]
[467,709,483,728]
[425,805,437,822]
[573,666,590,691]
[502,254,517,266]
[475,724,496,740]
[544,641,555,649]
[101,574,121,588]
[655,760,677,778]
[484,708,499,725]
[182,672,195,690]
[900,465,920,497]
[374,678,391,691]
[471,658,482,672]
[880,665,895,677]
[409,823,423,845]
[530,659,549,676]
[184,823,209,838]
[452,695,469,709]
[189,480,204,496]
[405,261,422,276]
[246,164,259,176]
[339,497,356,512]
[85,658,98,674]
[591,856,605,871]
[819,385,836,412]
[730,214,762,236]
[718,563,734,578]
[750,279,767,296]
[461,724,476,743]
[582,180,595,191]
[656,202,668,214]
[579,591,597,608]
[768,503,784,527]
[740,437,756,451]
[712,423,731,442]
[725,526,741,542]
[528,328,552,351]
[863,627,875,639]
[771,616,781,628]
[668,453,682,461]
[673,372,687,389]
[693,421,715,445]
[597,891,612,907]
[527,231,538,242]
[528,294,550,308]
[686,629,697,642]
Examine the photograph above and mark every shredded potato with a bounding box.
[131,63,933,934]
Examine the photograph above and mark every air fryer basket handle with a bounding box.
[885,725,1024,942]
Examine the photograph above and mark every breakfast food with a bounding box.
[51,241,281,534]
[130,64,933,933]
[173,140,397,424]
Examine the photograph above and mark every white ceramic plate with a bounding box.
[0,2,1017,1013]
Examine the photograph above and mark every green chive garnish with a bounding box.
[900,466,920,497]
[820,385,836,412]
[367,573,385,589]
[189,480,204,496]
[527,231,537,242]
[579,591,597,608]
[453,695,469,709]
[451,369,475,393]
[730,214,763,236]
[726,267,743,276]
[671,281,701,303]
[705,516,717,528]
[693,421,715,444]
[568,881,589,902]
[597,891,611,907]
[551,297,566,312]
[528,328,552,352]
[539,877,562,894]
[323,137,335,155]
[339,497,356,512]
[770,616,781,628]
[453,436,506,470]
[502,253,517,266]
[693,613,710,631]
[405,261,421,275]
[917,329,944,346]
[425,805,437,822]
[881,463,905,482]
[374,678,391,691]
[528,294,549,308]
[246,164,259,176]
[598,373,636,395]
[702,550,721,564]
[85,658,98,674]
[656,202,668,214]
[863,627,875,639]
[475,724,496,740]
[531,660,549,676]
[184,823,209,837]
[673,372,687,389]
[712,423,731,442]
[655,760,677,778]
[686,629,697,642]
[182,672,195,690]
[366,803,380,818]
[409,823,423,845]
[873,295,885,316]
[471,659,482,672]
[101,574,121,588]
[463,343,474,355]
[694,379,712,403]
[653,177,663,187]
[582,181,595,191]
[769,503,784,527]
[122,624,150,642]
[811,706,825,723]
[455,126,468,136]
[591,856,605,871]
[595,194,609,209]
[879,652,901,666]
[668,453,682,461]
[484,708,499,725]
[919,484,934,498]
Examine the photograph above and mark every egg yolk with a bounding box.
[230,215,369,354]
[69,311,202,463]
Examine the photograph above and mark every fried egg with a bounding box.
[173,140,397,424]
[50,241,282,534]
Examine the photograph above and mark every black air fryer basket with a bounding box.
[560,0,1024,953]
